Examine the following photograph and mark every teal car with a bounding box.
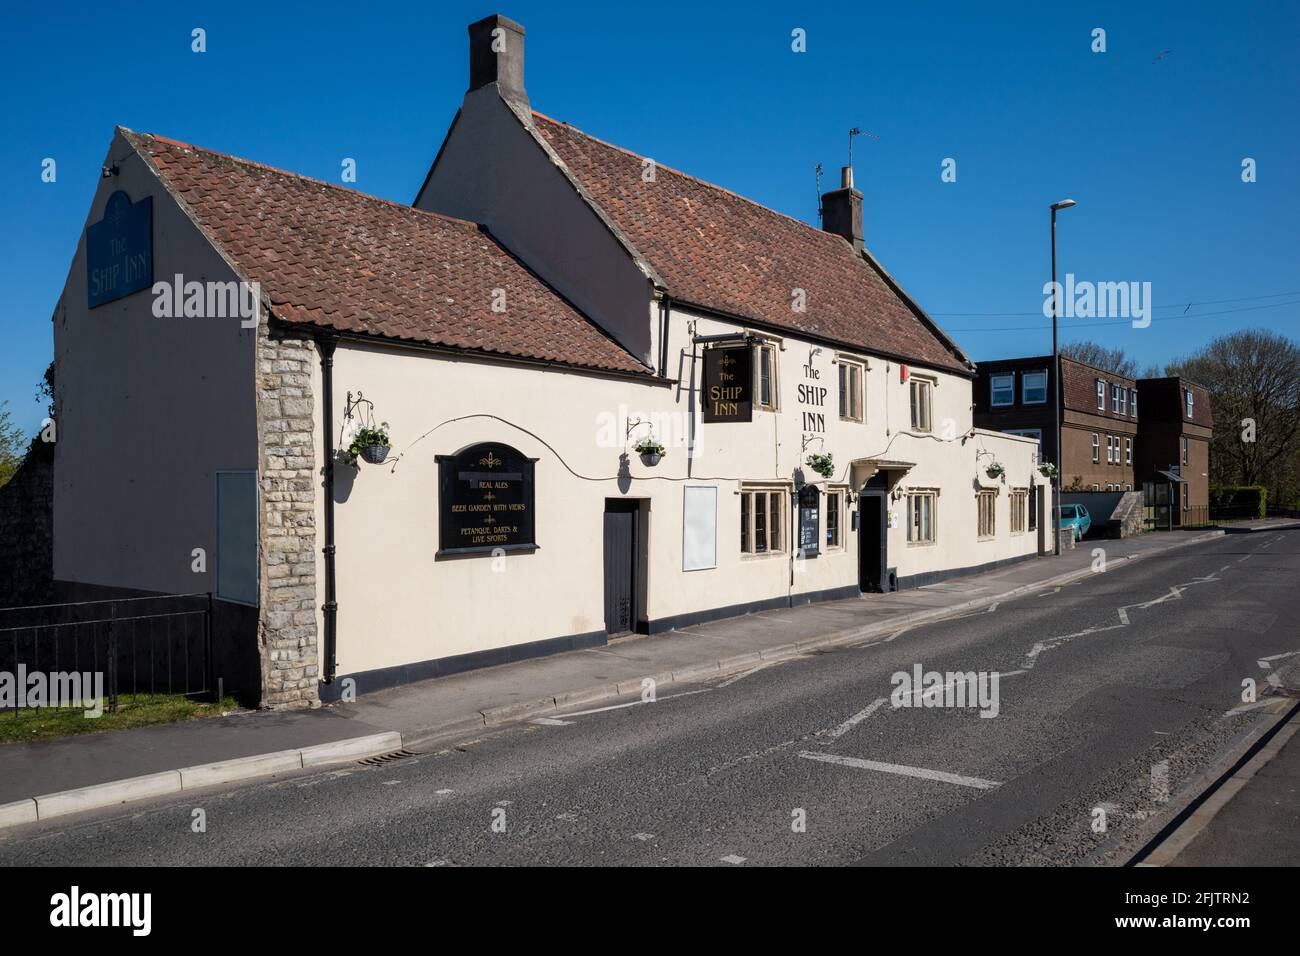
[1056,504,1092,541]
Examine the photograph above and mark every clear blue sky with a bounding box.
[3,0,1297,436]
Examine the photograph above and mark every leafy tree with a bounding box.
[1169,329,1300,509]
[0,401,28,487]
[1060,340,1139,378]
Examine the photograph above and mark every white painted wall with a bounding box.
[322,301,1044,680]
[414,89,656,366]
[52,131,258,596]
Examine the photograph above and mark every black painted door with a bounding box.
[859,494,886,593]
[603,501,638,635]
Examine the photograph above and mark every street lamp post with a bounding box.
[1049,199,1076,556]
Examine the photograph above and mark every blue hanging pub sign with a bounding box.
[86,190,153,308]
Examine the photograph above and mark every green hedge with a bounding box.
[1209,485,1267,518]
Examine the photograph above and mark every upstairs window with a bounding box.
[1182,436,1189,465]
[990,374,1015,407]
[838,360,864,422]
[755,341,779,411]
[1119,388,1128,416]
[1022,370,1048,405]
[1111,383,1123,413]
[1096,379,1106,410]
[1185,388,1194,418]
[1125,437,1132,465]
[910,377,934,432]
[1130,389,1138,418]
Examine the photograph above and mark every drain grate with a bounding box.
[358,749,418,766]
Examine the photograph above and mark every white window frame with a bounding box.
[754,339,780,412]
[1130,389,1138,418]
[976,489,997,539]
[1111,383,1123,413]
[1010,488,1028,534]
[1022,369,1048,405]
[906,489,938,545]
[910,376,935,433]
[838,359,864,422]
[1185,388,1194,419]
[1096,379,1106,410]
[1125,437,1132,465]
[1091,432,1100,463]
[825,487,847,550]
[990,373,1015,407]
[740,485,786,555]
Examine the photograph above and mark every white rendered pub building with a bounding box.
[50,15,1047,706]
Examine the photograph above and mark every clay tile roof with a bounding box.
[530,113,971,374]
[122,130,650,376]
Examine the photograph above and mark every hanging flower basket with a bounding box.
[347,423,391,466]
[985,461,1006,480]
[634,437,666,466]
[1038,462,1059,482]
[805,452,835,479]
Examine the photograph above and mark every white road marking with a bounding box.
[799,751,1002,790]
[850,624,913,649]
[556,688,711,719]
[825,697,889,739]
[720,854,747,865]
[1117,608,1129,625]
[1258,649,1300,664]
[435,788,455,796]
[1223,699,1281,717]
[632,832,655,842]
[529,717,574,726]
[1021,623,1127,670]
[381,780,401,786]
[717,661,777,688]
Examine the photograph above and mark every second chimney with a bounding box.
[468,14,528,107]
[821,166,864,253]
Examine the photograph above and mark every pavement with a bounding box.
[1162,704,1300,866]
[1,520,1295,839]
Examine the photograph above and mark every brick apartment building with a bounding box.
[973,355,1139,492]
[1133,377,1214,518]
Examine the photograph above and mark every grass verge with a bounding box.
[0,693,241,745]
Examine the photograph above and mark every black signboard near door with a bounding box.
[798,485,820,557]
[702,346,753,423]
[437,442,537,556]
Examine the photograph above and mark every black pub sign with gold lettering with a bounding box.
[437,442,537,555]
[702,346,752,423]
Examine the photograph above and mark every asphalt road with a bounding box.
[3,530,1297,866]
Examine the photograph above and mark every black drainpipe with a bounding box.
[658,296,671,377]
[318,334,339,683]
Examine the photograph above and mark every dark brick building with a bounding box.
[973,355,1139,492]
[1134,377,1214,519]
